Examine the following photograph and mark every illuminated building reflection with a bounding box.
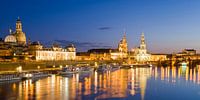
[157,65,200,85]
[2,65,200,100]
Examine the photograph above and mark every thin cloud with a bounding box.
[41,40,112,52]
[98,27,112,30]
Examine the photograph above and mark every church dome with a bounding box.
[15,31,26,44]
[4,34,17,43]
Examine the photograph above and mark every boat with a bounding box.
[32,72,50,78]
[109,64,120,71]
[59,67,80,76]
[97,65,110,72]
[22,73,33,80]
[0,73,22,82]
[121,63,152,68]
[60,66,94,77]
[22,71,50,80]
[79,66,94,73]
[130,64,152,67]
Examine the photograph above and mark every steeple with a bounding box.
[14,17,27,45]
[123,32,126,41]
[9,28,12,34]
[140,32,146,50]
[16,17,22,32]
[122,31,127,42]
[123,28,126,39]
[118,31,128,53]
[28,37,31,46]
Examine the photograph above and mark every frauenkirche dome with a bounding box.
[4,17,27,45]
[4,34,17,43]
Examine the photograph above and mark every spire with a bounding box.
[118,30,128,53]
[9,28,12,34]
[28,37,31,46]
[141,32,144,36]
[16,17,22,32]
[17,16,21,22]
[122,29,127,42]
[123,28,126,38]
[141,32,145,44]
[123,32,126,39]
[140,32,146,50]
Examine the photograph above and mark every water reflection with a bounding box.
[154,66,200,85]
[1,66,200,100]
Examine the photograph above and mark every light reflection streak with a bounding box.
[185,67,189,81]
[155,67,158,79]
[94,71,98,94]
[64,78,69,100]
[190,69,193,81]
[158,65,200,85]
[198,67,200,84]
[193,68,196,83]
[3,65,200,100]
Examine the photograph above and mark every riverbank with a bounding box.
[0,60,123,72]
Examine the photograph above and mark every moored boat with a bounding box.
[97,65,110,72]
[59,66,94,77]
[0,73,22,82]
[59,67,80,76]
[121,63,152,68]
[22,71,50,80]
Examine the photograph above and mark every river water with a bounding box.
[1,66,200,100]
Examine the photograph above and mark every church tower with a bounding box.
[132,32,150,63]
[140,32,147,53]
[118,32,128,53]
[14,17,26,45]
[16,17,22,32]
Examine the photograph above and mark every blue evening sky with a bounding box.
[0,0,200,53]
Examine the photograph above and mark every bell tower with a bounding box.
[118,32,128,53]
[16,17,22,32]
[140,32,146,50]
[14,17,27,45]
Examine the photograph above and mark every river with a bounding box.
[1,66,200,100]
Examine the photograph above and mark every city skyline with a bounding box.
[1,0,200,53]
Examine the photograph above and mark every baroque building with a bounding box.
[0,18,76,62]
[118,33,128,53]
[28,42,76,61]
[4,18,26,45]
[131,32,151,63]
[76,32,129,61]
[114,32,128,59]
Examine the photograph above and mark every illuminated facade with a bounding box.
[4,18,26,45]
[87,49,112,60]
[4,29,17,43]
[0,18,77,61]
[76,32,129,61]
[28,42,76,61]
[131,32,151,63]
[150,54,167,61]
[115,32,128,59]
[110,51,127,60]
[118,32,128,53]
